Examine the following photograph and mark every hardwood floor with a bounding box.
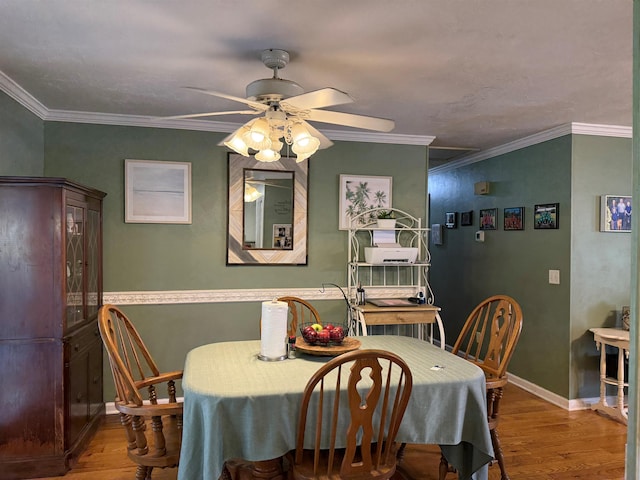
[35,383,627,480]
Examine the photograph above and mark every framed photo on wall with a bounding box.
[339,174,392,230]
[534,203,559,229]
[460,210,473,226]
[124,159,192,224]
[504,207,524,231]
[445,212,457,228]
[479,208,497,230]
[272,224,293,248]
[600,195,632,232]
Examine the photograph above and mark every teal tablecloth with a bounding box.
[178,335,493,480]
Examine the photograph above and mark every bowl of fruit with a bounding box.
[300,322,346,346]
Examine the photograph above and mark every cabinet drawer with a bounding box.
[65,322,100,359]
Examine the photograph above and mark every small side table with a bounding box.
[352,303,445,350]
[589,327,629,424]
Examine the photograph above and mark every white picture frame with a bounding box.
[600,194,632,232]
[125,159,192,224]
[339,174,393,230]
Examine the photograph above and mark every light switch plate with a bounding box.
[549,269,560,284]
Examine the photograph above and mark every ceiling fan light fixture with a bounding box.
[242,117,272,150]
[224,127,251,157]
[255,149,281,163]
[271,140,284,152]
[290,122,320,156]
[292,135,320,156]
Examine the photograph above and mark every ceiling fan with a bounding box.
[166,49,395,162]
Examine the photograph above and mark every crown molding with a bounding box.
[0,70,49,118]
[0,70,434,147]
[430,122,633,174]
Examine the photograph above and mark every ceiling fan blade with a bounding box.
[306,109,395,132]
[282,88,353,110]
[300,120,334,149]
[184,87,269,111]
[163,110,259,120]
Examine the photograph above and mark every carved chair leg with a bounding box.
[490,427,510,480]
[135,465,149,480]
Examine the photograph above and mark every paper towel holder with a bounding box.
[258,299,289,362]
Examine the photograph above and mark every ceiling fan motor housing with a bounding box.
[246,49,305,101]
[246,78,304,101]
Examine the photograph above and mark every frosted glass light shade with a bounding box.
[224,127,250,156]
[255,149,281,163]
[242,118,272,150]
[291,123,320,156]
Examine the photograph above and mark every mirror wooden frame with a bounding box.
[227,153,308,265]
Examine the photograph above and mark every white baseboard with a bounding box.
[507,373,605,411]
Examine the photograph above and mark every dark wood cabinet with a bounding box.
[0,177,106,479]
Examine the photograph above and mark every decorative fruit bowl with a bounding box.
[300,322,347,346]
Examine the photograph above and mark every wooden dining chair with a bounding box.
[288,349,413,480]
[439,295,523,480]
[98,305,184,480]
[277,296,321,337]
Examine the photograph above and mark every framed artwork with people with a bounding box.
[533,203,559,230]
[479,208,497,230]
[601,195,632,232]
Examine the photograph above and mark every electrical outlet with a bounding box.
[549,270,560,285]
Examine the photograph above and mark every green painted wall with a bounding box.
[430,136,572,397]
[570,134,632,399]
[41,121,428,400]
[429,134,633,400]
[0,92,44,175]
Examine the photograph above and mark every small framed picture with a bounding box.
[445,212,457,229]
[504,207,525,231]
[460,211,473,226]
[534,203,559,229]
[431,224,443,245]
[479,208,497,230]
[272,224,293,249]
[600,195,632,232]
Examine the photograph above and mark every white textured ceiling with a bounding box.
[0,1,632,164]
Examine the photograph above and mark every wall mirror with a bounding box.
[227,153,308,265]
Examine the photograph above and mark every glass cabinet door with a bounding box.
[86,208,100,320]
[65,204,84,329]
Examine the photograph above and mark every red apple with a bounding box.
[302,326,318,344]
[324,323,335,331]
[330,326,345,343]
[316,329,330,345]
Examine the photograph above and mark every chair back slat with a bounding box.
[277,296,321,337]
[99,305,162,405]
[292,349,413,480]
[452,295,523,380]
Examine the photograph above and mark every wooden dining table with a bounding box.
[177,335,493,480]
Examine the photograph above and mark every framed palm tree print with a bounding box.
[339,174,392,230]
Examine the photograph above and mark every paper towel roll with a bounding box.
[259,300,288,360]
